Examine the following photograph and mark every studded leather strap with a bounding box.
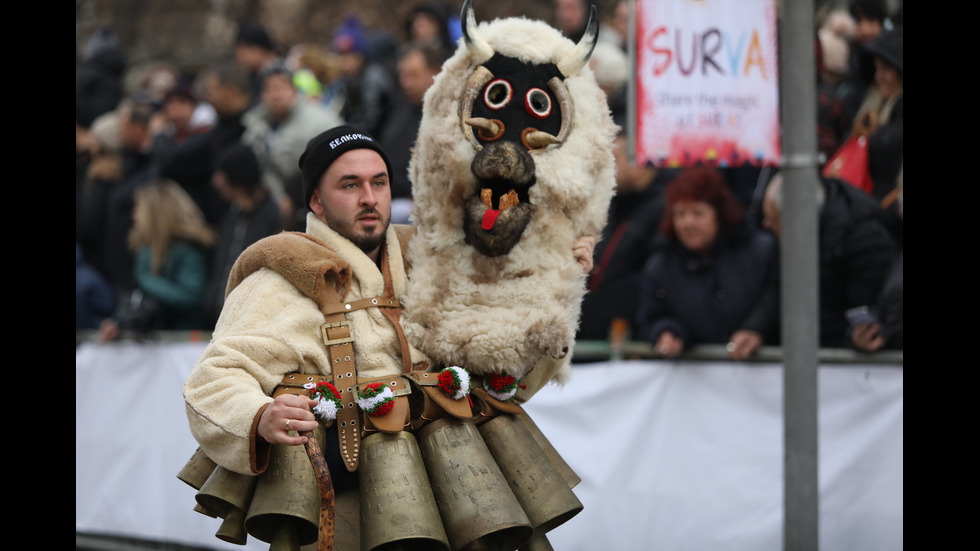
[321,312,363,472]
[319,240,410,472]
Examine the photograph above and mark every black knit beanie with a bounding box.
[299,126,394,207]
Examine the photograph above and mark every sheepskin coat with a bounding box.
[183,213,421,475]
[400,15,618,400]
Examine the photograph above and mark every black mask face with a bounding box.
[467,54,565,148]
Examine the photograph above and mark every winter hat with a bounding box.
[864,27,902,76]
[236,22,275,52]
[299,126,393,206]
[331,15,368,55]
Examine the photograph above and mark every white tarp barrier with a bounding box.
[76,341,902,550]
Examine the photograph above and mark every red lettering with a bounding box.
[649,27,672,76]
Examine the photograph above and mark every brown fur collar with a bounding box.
[225,224,416,311]
[225,231,351,312]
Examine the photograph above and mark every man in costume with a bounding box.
[183,2,615,549]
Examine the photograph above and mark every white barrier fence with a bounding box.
[76,341,902,551]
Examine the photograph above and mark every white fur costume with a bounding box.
[401,5,618,399]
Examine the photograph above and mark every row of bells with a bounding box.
[178,411,582,551]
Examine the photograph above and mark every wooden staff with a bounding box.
[303,431,335,551]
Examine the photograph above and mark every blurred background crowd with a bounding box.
[76,0,903,357]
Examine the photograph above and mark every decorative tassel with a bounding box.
[483,373,526,402]
[437,365,472,400]
[305,381,343,422]
[358,382,396,416]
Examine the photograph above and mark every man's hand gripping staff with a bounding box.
[258,393,335,551]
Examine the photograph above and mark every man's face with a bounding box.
[235,44,266,72]
[262,73,296,121]
[411,12,441,43]
[164,97,195,130]
[206,75,248,118]
[855,16,883,45]
[339,51,365,78]
[398,50,437,106]
[555,0,586,36]
[309,148,391,259]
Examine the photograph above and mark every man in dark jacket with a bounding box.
[202,143,283,329]
[762,174,899,349]
[148,63,255,229]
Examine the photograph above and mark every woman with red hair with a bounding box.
[634,167,779,360]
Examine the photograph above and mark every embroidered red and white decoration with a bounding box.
[358,382,396,417]
[437,366,471,400]
[483,373,526,402]
[305,381,343,422]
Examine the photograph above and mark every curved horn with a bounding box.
[557,5,599,77]
[459,66,495,149]
[523,130,561,150]
[465,117,504,141]
[461,0,495,60]
[547,77,574,144]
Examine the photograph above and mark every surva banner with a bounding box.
[634,0,780,168]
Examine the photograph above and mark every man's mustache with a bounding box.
[357,208,383,220]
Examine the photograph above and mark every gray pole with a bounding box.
[778,1,820,549]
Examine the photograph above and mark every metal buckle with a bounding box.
[321,320,355,346]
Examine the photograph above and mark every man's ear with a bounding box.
[309,188,323,218]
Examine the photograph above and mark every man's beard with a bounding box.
[347,228,386,255]
[324,206,389,255]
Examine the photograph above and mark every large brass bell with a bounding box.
[516,412,580,488]
[177,447,218,491]
[195,465,258,520]
[195,465,259,544]
[244,425,326,549]
[358,431,450,551]
[215,506,250,545]
[479,413,583,534]
[417,417,533,551]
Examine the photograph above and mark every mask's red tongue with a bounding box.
[482,208,501,230]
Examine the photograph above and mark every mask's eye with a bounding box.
[483,79,512,110]
[525,88,552,119]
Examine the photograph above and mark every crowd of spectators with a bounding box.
[76,0,902,357]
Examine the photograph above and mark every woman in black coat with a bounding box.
[635,167,779,361]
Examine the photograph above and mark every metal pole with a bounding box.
[626,0,636,165]
[778,1,820,550]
